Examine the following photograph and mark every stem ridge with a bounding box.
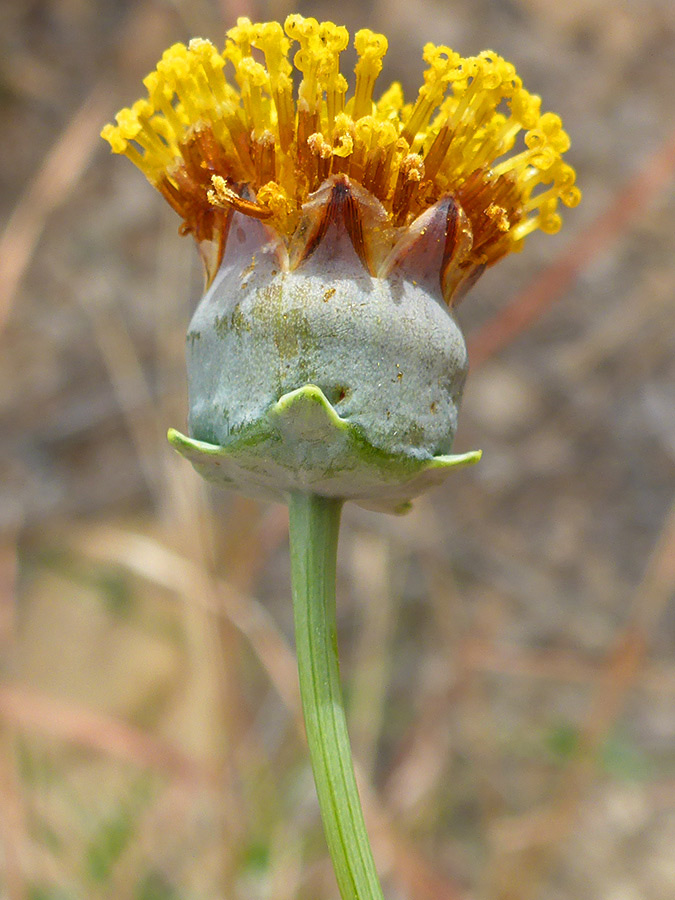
[289,491,385,900]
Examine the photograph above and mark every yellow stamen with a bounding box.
[208,176,273,219]
[252,21,295,150]
[401,44,461,144]
[102,14,580,282]
[352,30,388,120]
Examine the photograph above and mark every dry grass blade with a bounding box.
[0,538,19,649]
[349,533,398,779]
[0,533,26,900]
[0,86,110,332]
[82,310,165,499]
[68,524,302,718]
[361,773,469,900]
[0,0,176,335]
[490,494,675,900]
[0,727,26,900]
[68,522,470,900]
[0,684,217,785]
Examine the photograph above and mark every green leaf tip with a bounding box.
[270,383,348,438]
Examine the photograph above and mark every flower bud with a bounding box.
[102,15,580,510]
[172,176,479,512]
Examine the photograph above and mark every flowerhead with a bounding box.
[102,14,579,293]
[102,16,579,510]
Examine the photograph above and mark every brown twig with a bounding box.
[460,637,675,694]
[468,129,675,366]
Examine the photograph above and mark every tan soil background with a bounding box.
[1,1,674,899]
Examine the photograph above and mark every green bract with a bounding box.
[173,184,480,512]
[170,385,480,514]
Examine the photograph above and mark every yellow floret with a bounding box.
[352,30,388,120]
[101,13,580,276]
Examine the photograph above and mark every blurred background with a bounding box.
[2,0,675,898]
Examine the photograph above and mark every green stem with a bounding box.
[288,491,385,900]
